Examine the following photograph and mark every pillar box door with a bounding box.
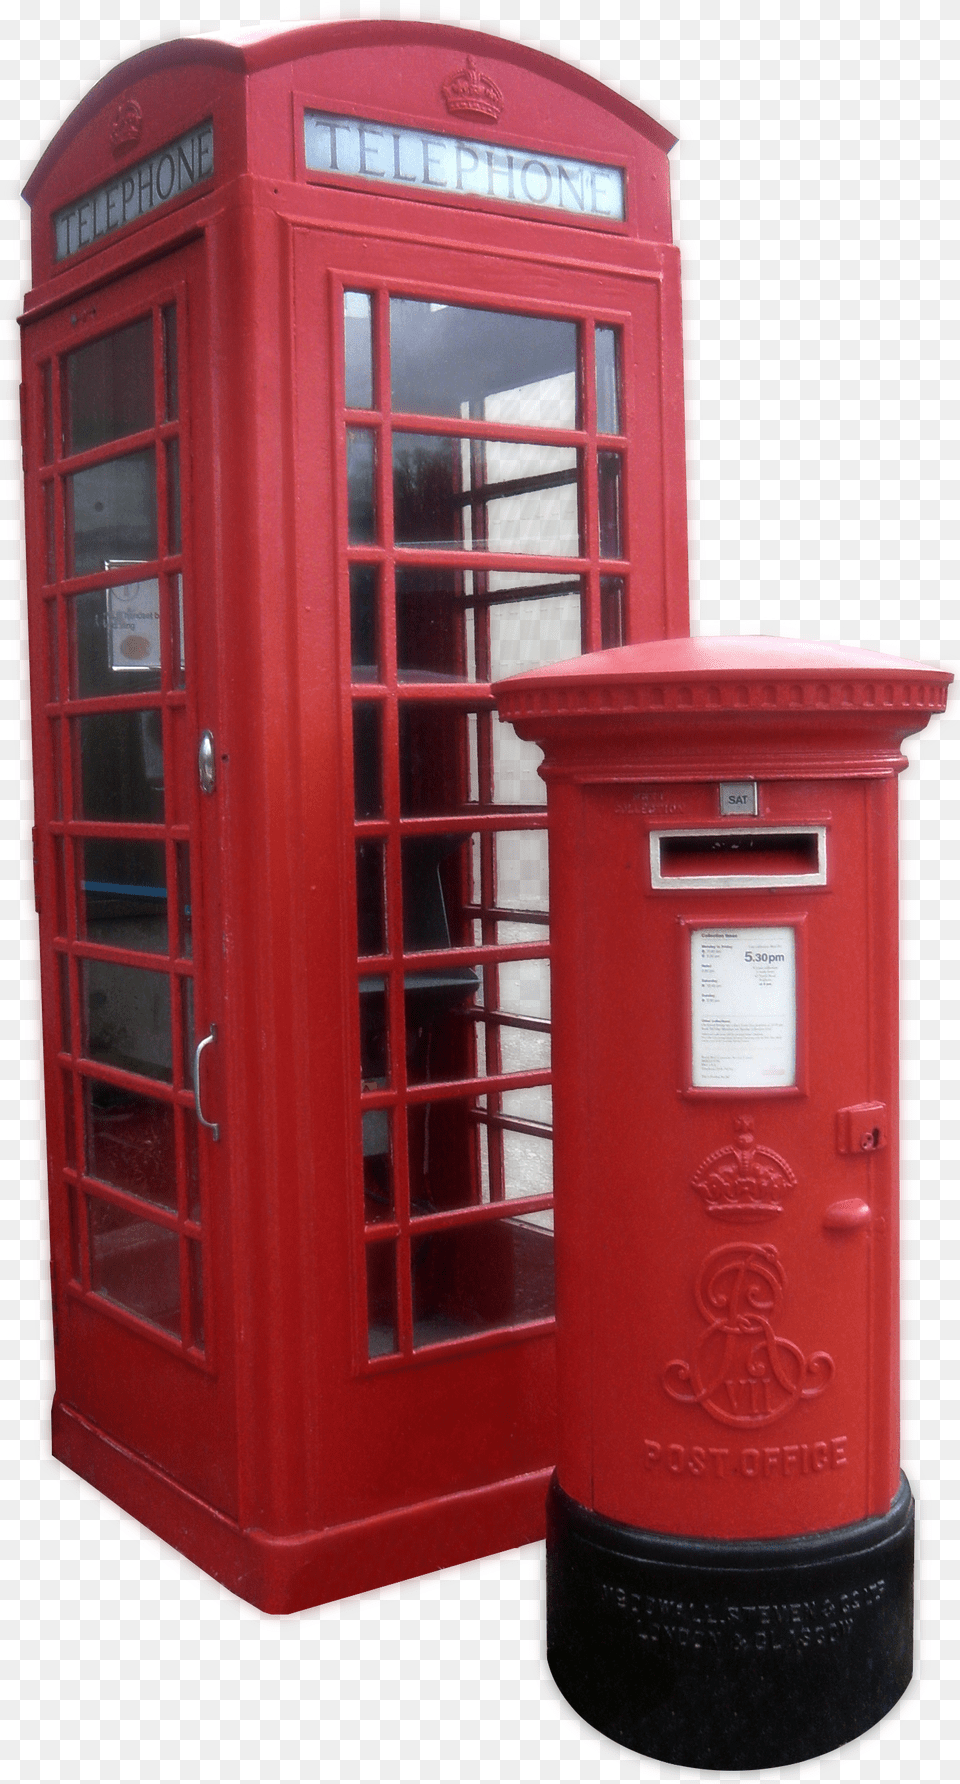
[493,634,950,1767]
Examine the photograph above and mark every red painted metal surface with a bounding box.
[495,636,951,1539]
[20,23,690,1609]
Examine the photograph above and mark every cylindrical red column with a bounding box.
[494,635,950,1770]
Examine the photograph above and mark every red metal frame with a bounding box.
[21,21,690,1610]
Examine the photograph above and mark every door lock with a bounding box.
[836,1102,887,1154]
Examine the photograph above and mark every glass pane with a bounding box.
[344,291,374,409]
[408,1097,482,1212]
[595,326,621,435]
[41,362,53,464]
[398,705,474,817]
[393,434,579,555]
[162,306,178,421]
[405,965,479,1084]
[491,713,545,806]
[77,709,164,822]
[488,575,582,679]
[347,429,376,543]
[366,1240,398,1358]
[499,1017,550,1077]
[395,567,469,681]
[499,955,550,1024]
[52,835,68,936]
[390,300,577,426]
[188,1239,204,1351]
[66,448,157,575]
[50,718,63,820]
[88,1197,180,1335]
[495,828,549,915]
[45,598,60,697]
[172,572,186,688]
[350,563,379,679]
[82,958,172,1082]
[176,843,192,958]
[411,1216,554,1347]
[85,1079,176,1209]
[58,953,72,1051]
[44,482,55,583]
[598,450,623,559]
[359,977,389,1086]
[166,437,181,553]
[61,1069,77,1168]
[502,1082,552,1127]
[63,317,154,454]
[71,580,162,696]
[181,977,195,1087]
[353,703,383,818]
[67,1185,82,1282]
[362,1112,394,1224]
[401,835,474,951]
[356,840,386,955]
[185,1111,201,1224]
[502,1126,553,1201]
[600,575,625,648]
[79,838,167,953]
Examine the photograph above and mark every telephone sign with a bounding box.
[303,110,626,218]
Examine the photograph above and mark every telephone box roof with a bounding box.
[23,20,676,206]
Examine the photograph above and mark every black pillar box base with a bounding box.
[546,1472,914,1770]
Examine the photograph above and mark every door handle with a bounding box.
[193,1023,220,1141]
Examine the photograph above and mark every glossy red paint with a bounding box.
[21,24,689,1610]
[495,635,951,1539]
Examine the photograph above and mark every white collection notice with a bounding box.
[690,927,797,1089]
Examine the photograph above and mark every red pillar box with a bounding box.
[494,635,950,1769]
[20,23,689,1611]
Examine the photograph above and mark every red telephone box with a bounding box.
[19,24,689,1610]
[494,635,951,1767]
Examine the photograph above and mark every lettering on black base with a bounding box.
[546,1471,914,1770]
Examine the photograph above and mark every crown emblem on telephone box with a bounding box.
[441,57,504,122]
[110,98,143,152]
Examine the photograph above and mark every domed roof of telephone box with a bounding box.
[23,21,677,291]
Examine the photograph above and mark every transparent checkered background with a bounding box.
[3,4,955,1778]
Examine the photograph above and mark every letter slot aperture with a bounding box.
[652,824,826,887]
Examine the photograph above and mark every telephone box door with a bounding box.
[23,242,235,1511]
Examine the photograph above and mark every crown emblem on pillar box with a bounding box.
[441,57,504,123]
[691,1115,796,1221]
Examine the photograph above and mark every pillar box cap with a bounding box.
[493,635,952,782]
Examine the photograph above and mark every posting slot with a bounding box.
[650,825,826,889]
